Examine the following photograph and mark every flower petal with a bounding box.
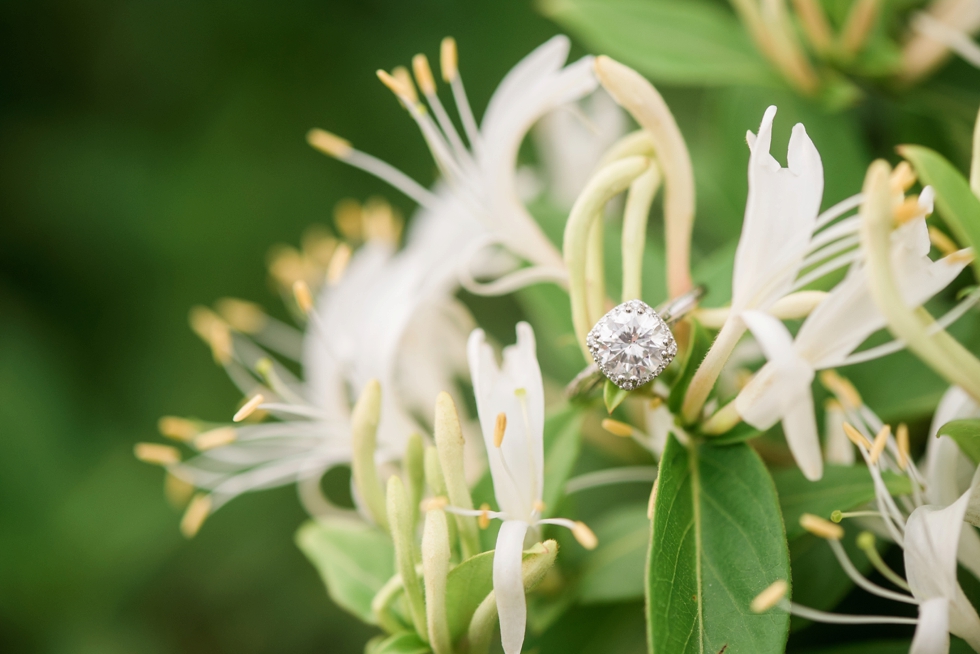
[494,520,531,654]
[911,597,950,654]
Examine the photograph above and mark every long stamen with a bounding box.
[780,599,919,625]
[856,531,912,591]
[306,129,436,207]
[565,467,659,494]
[233,394,265,423]
[537,517,599,550]
[799,233,860,270]
[413,53,471,163]
[441,37,481,153]
[827,539,917,604]
[816,194,863,229]
[792,249,861,291]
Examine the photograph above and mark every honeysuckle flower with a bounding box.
[309,35,600,296]
[455,322,596,654]
[682,104,829,422]
[902,0,980,83]
[735,211,970,480]
[925,386,980,580]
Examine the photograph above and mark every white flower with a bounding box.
[736,213,969,480]
[925,386,980,581]
[905,470,980,653]
[154,37,606,530]
[464,323,596,654]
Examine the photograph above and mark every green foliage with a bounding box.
[667,320,712,415]
[296,518,395,624]
[444,552,496,641]
[938,419,980,464]
[603,379,630,413]
[648,436,790,653]
[367,632,431,654]
[541,0,777,87]
[578,504,649,603]
[773,465,913,540]
[901,144,980,279]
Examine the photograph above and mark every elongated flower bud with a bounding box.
[386,476,428,640]
[422,508,452,654]
[405,432,426,526]
[352,380,388,530]
[434,392,480,559]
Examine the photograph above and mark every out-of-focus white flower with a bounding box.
[453,323,596,654]
[735,212,969,480]
[533,89,627,210]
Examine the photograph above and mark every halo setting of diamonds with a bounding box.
[587,300,678,391]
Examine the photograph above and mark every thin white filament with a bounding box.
[345,150,437,207]
[827,539,918,605]
[565,467,659,494]
[451,76,481,154]
[815,194,864,231]
[782,599,919,625]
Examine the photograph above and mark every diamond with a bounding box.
[587,300,677,391]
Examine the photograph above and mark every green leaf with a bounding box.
[773,465,913,541]
[648,436,790,653]
[900,144,980,279]
[668,319,712,415]
[705,421,762,445]
[579,504,649,604]
[295,517,395,624]
[540,0,778,87]
[938,419,980,464]
[603,379,630,413]
[445,551,495,641]
[368,632,431,654]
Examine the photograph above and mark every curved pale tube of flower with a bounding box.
[735,215,968,480]
[683,105,823,423]
[925,386,980,580]
[466,322,595,654]
[904,467,980,652]
[901,0,980,83]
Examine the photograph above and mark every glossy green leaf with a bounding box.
[773,465,912,541]
[368,632,431,654]
[648,436,790,653]
[541,0,777,87]
[705,421,762,445]
[900,144,980,279]
[295,517,395,624]
[938,419,980,464]
[578,504,649,604]
[603,379,630,414]
[668,319,712,415]
[445,551,495,641]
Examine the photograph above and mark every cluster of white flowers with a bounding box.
[135,33,980,654]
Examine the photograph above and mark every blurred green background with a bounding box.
[3,0,980,652]
[0,1,570,652]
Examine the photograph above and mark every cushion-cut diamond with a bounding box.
[587,300,677,390]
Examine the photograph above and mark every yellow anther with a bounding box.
[188,306,232,365]
[928,226,960,257]
[391,66,418,104]
[890,161,917,193]
[306,128,353,159]
[333,198,363,240]
[894,196,924,224]
[267,245,307,288]
[842,422,873,450]
[494,412,507,448]
[362,197,402,244]
[326,243,352,285]
[194,426,237,451]
[533,500,546,513]
[412,54,437,95]
[376,69,414,99]
[421,496,449,512]
[164,472,195,508]
[440,37,458,82]
[134,442,181,466]
[302,225,338,268]
[819,370,862,409]
[215,297,267,334]
[896,423,910,470]
[572,521,598,550]
[800,512,845,540]
[868,424,891,465]
[180,493,212,538]
[648,396,663,410]
[750,580,788,613]
[157,416,199,442]
[292,279,314,314]
[601,418,634,438]
[233,394,265,423]
[478,503,491,529]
